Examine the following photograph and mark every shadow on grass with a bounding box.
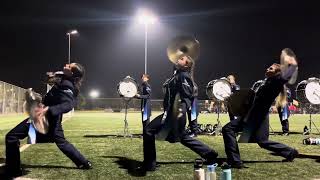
[297,153,320,161]
[0,165,31,180]
[243,160,283,163]
[84,134,142,139]
[23,164,78,169]
[157,157,227,166]
[102,156,146,177]
[103,156,228,177]
[270,131,303,135]
[270,152,320,162]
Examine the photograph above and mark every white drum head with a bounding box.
[118,81,138,98]
[305,81,320,104]
[212,80,232,101]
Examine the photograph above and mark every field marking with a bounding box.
[0,116,72,168]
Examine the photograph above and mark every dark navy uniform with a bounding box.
[227,84,240,121]
[187,83,200,135]
[5,78,89,174]
[222,65,298,166]
[143,69,217,170]
[137,82,152,128]
[277,88,291,134]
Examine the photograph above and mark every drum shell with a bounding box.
[295,80,308,104]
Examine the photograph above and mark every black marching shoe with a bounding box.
[136,162,160,172]
[281,132,289,136]
[283,149,299,162]
[145,163,160,172]
[3,167,27,179]
[78,161,92,169]
[203,151,219,165]
[230,163,248,169]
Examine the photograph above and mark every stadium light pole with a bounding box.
[137,10,157,74]
[66,29,78,64]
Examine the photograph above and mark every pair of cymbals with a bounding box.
[167,36,200,64]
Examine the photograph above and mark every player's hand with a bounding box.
[35,105,49,117]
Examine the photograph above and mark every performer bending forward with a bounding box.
[5,63,91,177]
[142,56,218,171]
[222,48,299,168]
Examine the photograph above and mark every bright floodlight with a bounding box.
[137,9,157,25]
[89,90,100,98]
[67,29,78,35]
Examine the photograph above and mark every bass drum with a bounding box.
[206,78,232,101]
[296,78,320,105]
[117,76,138,98]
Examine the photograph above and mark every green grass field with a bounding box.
[1,112,320,180]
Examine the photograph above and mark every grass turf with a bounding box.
[0,112,320,180]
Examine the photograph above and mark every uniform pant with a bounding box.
[222,118,294,165]
[187,111,199,134]
[5,118,88,172]
[277,107,289,133]
[143,111,217,168]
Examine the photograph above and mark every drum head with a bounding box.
[211,79,232,101]
[305,80,320,104]
[118,77,138,98]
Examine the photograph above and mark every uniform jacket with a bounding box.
[239,65,298,143]
[137,82,152,120]
[157,69,194,142]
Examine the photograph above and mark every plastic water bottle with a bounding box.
[221,163,232,180]
[194,158,205,180]
[206,163,218,180]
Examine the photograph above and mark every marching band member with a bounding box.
[227,74,240,121]
[222,48,299,169]
[135,74,152,129]
[275,86,291,135]
[5,63,91,177]
[141,56,218,171]
[187,81,200,137]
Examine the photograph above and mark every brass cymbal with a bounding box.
[280,48,298,84]
[167,36,200,64]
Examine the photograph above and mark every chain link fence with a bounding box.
[77,97,223,113]
[0,81,27,114]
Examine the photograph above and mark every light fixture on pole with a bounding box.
[137,9,157,74]
[89,90,100,99]
[66,29,78,64]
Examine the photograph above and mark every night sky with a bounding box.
[0,1,319,99]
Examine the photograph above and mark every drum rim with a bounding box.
[295,79,320,104]
[206,78,232,101]
[117,77,138,98]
